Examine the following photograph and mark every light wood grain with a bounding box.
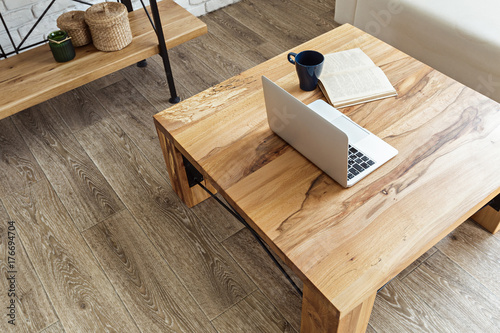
[301,284,376,333]
[3,179,139,332]
[154,23,500,332]
[212,290,296,333]
[12,103,124,231]
[75,117,255,319]
[0,0,207,119]
[83,210,216,332]
[404,250,500,332]
[0,199,58,333]
[156,124,216,207]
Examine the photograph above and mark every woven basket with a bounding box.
[85,2,132,52]
[57,11,91,47]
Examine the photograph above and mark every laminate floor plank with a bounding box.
[83,210,216,333]
[221,0,304,52]
[91,78,170,177]
[435,219,500,298]
[0,199,58,333]
[245,0,336,37]
[211,290,296,333]
[190,195,244,243]
[176,32,256,80]
[158,44,226,96]
[75,118,256,320]
[247,41,285,65]
[84,71,126,93]
[397,246,438,280]
[40,321,65,333]
[48,86,107,133]
[370,279,462,333]
[11,103,124,231]
[202,10,268,61]
[0,117,44,197]
[289,0,337,21]
[2,179,139,332]
[120,57,179,112]
[223,228,302,331]
[402,250,500,332]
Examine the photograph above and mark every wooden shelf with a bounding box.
[0,0,207,120]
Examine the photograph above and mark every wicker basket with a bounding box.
[84,2,132,52]
[56,11,91,47]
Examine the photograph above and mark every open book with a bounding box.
[318,48,397,108]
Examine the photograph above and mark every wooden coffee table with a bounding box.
[154,24,500,332]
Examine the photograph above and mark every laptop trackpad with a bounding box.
[331,116,370,143]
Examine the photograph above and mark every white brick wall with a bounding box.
[0,0,240,55]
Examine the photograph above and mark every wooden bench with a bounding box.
[0,0,207,120]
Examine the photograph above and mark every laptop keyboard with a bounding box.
[347,145,375,181]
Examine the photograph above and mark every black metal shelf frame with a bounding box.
[0,0,180,103]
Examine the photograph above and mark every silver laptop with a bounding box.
[262,76,397,187]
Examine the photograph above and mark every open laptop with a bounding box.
[262,76,398,187]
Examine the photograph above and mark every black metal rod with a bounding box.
[17,0,56,50]
[196,181,303,297]
[149,0,180,104]
[2,39,48,57]
[18,40,47,51]
[0,44,6,59]
[0,12,17,56]
[140,0,156,33]
[71,0,93,5]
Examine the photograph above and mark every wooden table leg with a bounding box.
[156,125,215,207]
[472,205,500,234]
[301,284,376,333]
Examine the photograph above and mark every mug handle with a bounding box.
[287,52,297,65]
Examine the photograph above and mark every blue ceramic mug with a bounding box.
[288,50,324,91]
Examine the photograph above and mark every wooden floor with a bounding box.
[1,0,499,332]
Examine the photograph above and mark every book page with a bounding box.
[321,48,376,76]
[318,67,397,108]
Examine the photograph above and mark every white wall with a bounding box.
[0,0,240,55]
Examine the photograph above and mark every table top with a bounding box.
[154,24,500,313]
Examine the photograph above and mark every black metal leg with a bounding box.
[137,59,148,67]
[120,0,133,12]
[149,0,181,104]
